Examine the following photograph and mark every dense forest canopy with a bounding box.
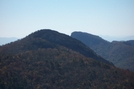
[0,29,134,89]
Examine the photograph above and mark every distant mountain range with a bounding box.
[100,35,134,42]
[0,37,18,45]
[71,31,134,71]
[0,29,134,89]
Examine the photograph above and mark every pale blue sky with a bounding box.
[0,0,134,39]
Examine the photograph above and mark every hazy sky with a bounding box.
[0,0,134,39]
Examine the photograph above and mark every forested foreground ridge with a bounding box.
[0,29,134,89]
[0,29,112,65]
[71,31,134,71]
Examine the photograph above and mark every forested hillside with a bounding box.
[0,29,134,89]
[0,29,112,65]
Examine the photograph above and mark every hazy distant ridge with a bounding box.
[71,31,134,71]
[0,37,18,45]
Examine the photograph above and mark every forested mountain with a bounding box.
[0,29,111,65]
[71,31,134,71]
[0,29,134,89]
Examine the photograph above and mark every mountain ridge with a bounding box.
[0,29,134,89]
[71,31,134,71]
[0,29,112,65]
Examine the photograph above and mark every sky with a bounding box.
[0,0,134,41]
